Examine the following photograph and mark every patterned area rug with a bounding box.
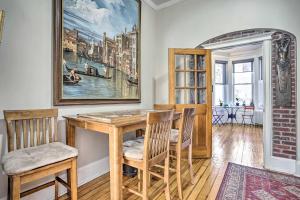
[216,162,300,200]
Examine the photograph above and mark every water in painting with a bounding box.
[62,0,139,99]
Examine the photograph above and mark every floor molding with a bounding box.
[265,156,296,175]
[295,160,300,177]
[1,156,110,200]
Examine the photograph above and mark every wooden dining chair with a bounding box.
[154,107,195,199]
[122,110,173,200]
[169,108,196,199]
[2,109,78,200]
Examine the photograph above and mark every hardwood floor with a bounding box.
[60,125,263,200]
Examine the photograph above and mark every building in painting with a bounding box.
[102,32,117,68]
[63,26,138,76]
[63,28,78,53]
[103,26,138,76]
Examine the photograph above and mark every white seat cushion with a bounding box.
[123,138,144,160]
[2,142,78,175]
[170,129,179,143]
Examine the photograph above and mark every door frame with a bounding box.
[201,32,276,171]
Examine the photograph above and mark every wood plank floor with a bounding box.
[60,125,263,200]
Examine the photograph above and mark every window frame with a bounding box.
[259,56,263,81]
[215,60,227,84]
[232,59,254,105]
[214,60,227,105]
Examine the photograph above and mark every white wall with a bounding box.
[0,0,157,199]
[154,0,300,104]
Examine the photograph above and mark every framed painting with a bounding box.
[0,10,5,43]
[53,0,141,105]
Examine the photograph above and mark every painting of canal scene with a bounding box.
[54,0,141,105]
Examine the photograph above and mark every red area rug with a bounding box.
[216,162,300,200]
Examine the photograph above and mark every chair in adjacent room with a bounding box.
[241,106,255,126]
[212,106,225,126]
[2,109,78,200]
[122,110,173,200]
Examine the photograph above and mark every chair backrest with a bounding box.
[153,104,175,110]
[243,106,254,115]
[143,110,173,165]
[4,109,58,152]
[178,108,195,148]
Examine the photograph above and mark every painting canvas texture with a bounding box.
[62,0,140,101]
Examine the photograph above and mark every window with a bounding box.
[214,61,227,105]
[259,57,263,80]
[258,56,264,109]
[233,59,253,105]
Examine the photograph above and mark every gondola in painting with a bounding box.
[53,0,141,105]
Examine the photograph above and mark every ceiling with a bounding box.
[144,0,185,10]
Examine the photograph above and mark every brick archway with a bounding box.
[198,29,297,160]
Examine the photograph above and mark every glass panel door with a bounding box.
[174,54,208,104]
[174,54,196,104]
[169,48,212,158]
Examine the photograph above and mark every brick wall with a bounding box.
[199,29,297,160]
[272,32,297,159]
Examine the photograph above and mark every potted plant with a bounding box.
[219,99,223,106]
[235,98,240,106]
[242,100,246,106]
[250,100,254,107]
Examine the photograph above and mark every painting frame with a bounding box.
[0,10,5,43]
[53,0,141,105]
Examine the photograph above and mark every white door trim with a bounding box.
[204,34,297,175]
[262,40,296,174]
[202,33,273,50]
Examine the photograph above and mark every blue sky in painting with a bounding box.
[64,0,138,41]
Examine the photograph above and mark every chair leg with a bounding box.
[138,169,142,192]
[55,174,59,200]
[12,176,20,200]
[176,151,183,200]
[142,169,149,200]
[251,116,254,126]
[148,173,152,187]
[188,144,195,184]
[7,176,11,200]
[70,159,78,200]
[164,152,171,200]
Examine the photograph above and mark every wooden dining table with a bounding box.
[64,109,180,200]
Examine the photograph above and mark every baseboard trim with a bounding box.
[264,156,296,174]
[295,160,300,177]
[1,156,110,200]
[77,156,110,186]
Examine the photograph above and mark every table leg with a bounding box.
[109,127,123,200]
[66,120,76,198]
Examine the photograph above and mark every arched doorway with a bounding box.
[197,29,297,174]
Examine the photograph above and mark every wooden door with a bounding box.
[169,48,212,158]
